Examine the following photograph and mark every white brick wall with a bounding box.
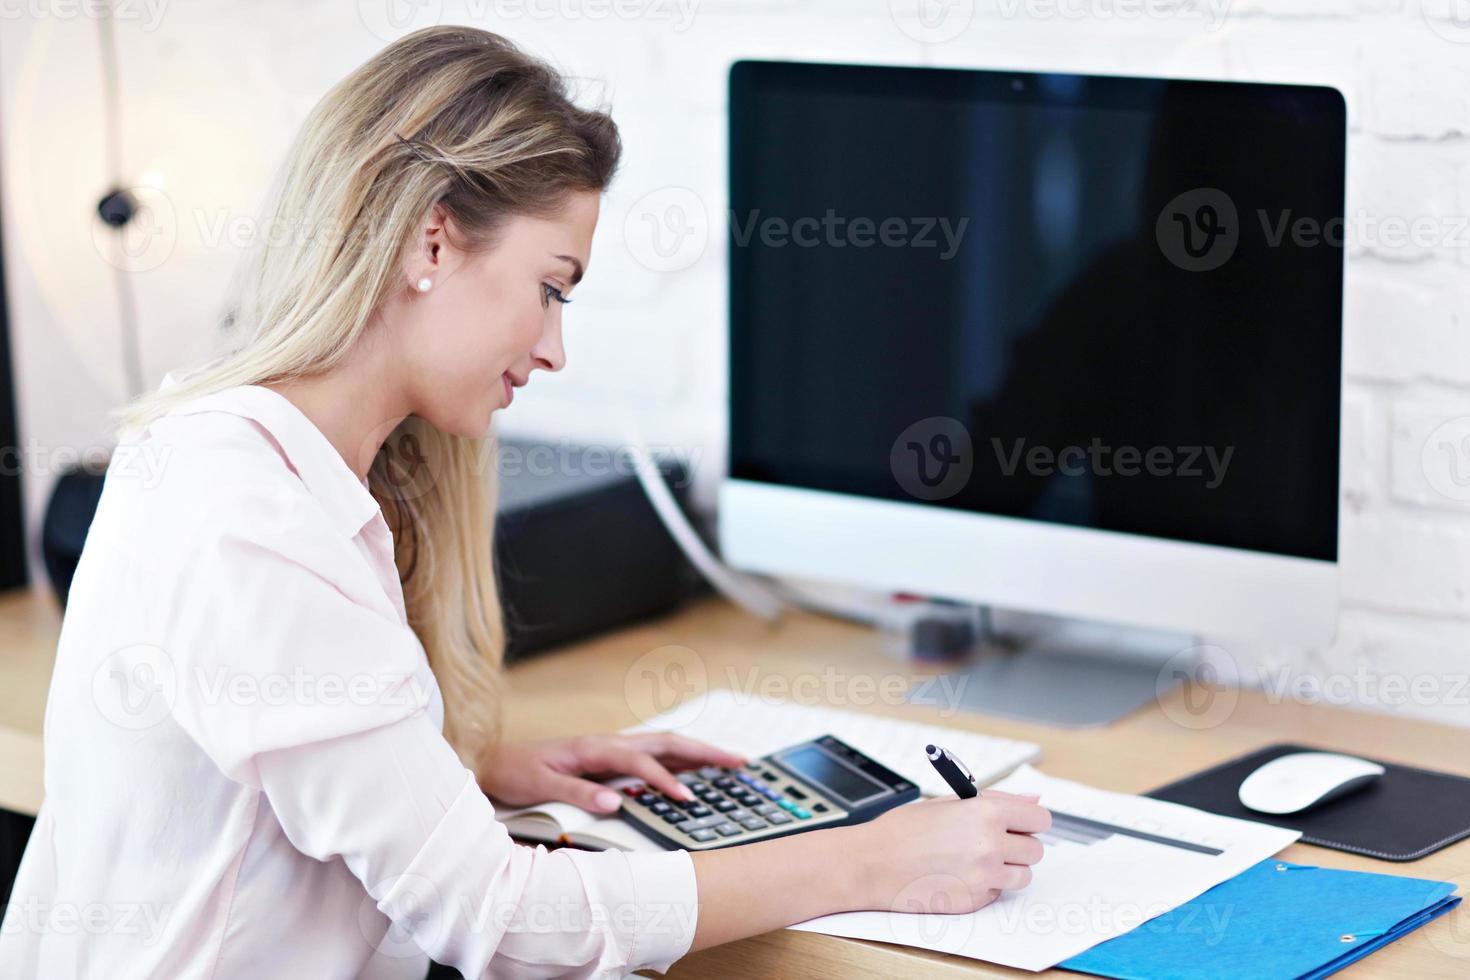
[2,0,1467,727]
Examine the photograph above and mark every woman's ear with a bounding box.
[423,203,450,266]
[406,203,450,292]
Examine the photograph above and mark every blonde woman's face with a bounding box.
[397,190,600,437]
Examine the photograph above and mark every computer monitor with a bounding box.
[720,61,1344,648]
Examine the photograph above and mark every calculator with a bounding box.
[617,735,920,850]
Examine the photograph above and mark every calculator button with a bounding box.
[697,767,723,780]
[793,807,812,820]
[777,800,797,812]
[760,788,780,800]
[737,773,756,784]
[766,812,793,824]
[636,793,658,806]
[753,804,779,816]
[726,808,751,821]
[714,800,737,812]
[690,829,718,842]
[733,794,759,806]
[683,815,724,831]
[738,817,768,831]
[677,772,699,785]
[687,782,710,794]
[687,805,711,818]
[812,803,828,813]
[662,812,689,824]
[650,801,672,814]
[713,777,737,790]
[622,785,644,797]
[714,822,743,837]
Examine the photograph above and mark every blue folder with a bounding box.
[1061,860,1460,980]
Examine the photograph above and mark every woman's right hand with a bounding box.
[846,789,1052,914]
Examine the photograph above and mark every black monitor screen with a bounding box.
[728,61,1344,562]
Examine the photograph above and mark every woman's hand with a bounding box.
[846,788,1051,913]
[477,732,749,813]
[686,787,1051,951]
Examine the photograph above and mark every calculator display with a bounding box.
[777,745,887,805]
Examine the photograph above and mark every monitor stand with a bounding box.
[906,609,1200,728]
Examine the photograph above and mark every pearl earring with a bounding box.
[416,277,432,293]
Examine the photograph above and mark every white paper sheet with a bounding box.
[788,765,1301,971]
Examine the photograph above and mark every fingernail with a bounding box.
[595,790,622,811]
[677,785,696,801]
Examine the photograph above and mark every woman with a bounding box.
[2,27,1048,978]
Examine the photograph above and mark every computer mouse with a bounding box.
[1237,752,1385,815]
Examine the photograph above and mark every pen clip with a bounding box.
[944,748,975,785]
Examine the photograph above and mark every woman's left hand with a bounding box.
[477,733,749,814]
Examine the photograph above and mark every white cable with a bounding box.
[621,433,786,623]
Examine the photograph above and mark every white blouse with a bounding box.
[1,384,699,979]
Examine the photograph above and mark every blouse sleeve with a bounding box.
[254,711,700,978]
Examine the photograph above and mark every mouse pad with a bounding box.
[1147,743,1470,862]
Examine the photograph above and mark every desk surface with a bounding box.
[3,586,1468,977]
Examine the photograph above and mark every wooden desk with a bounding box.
[3,587,1468,976]
[502,597,1470,979]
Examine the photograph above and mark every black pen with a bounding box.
[926,743,979,799]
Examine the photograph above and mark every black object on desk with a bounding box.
[1149,743,1470,862]
[41,438,701,660]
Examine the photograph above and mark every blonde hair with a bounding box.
[120,27,622,765]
